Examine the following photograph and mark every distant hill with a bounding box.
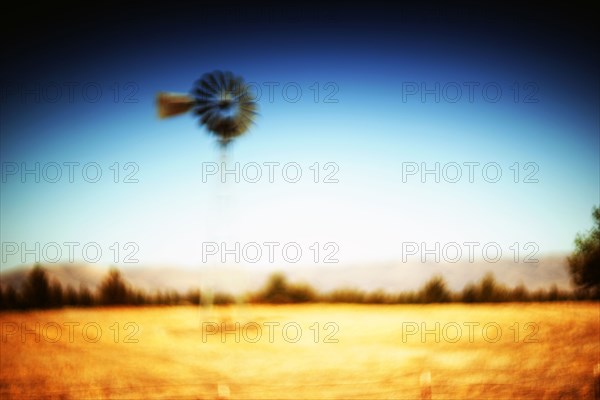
[0,255,572,294]
[285,255,572,292]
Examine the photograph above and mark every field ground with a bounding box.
[1,303,599,399]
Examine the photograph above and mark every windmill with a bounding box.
[156,70,258,314]
[156,70,258,147]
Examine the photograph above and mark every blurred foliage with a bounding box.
[568,205,600,299]
[0,266,584,311]
[419,275,451,303]
[251,273,317,304]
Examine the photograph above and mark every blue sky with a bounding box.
[1,3,598,271]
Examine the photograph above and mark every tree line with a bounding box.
[1,205,598,310]
[0,267,193,310]
[250,272,579,304]
[0,265,587,311]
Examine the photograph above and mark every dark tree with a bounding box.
[3,285,19,309]
[64,285,79,306]
[131,289,147,305]
[511,283,530,302]
[287,283,317,303]
[186,288,201,305]
[461,283,478,303]
[22,264,51,308]
[547,284,560,301]
[478,273,507,302]
[568,206,600,299]
[420,275,451,303]
[260,273,289,303]
[79,284,94,306]
[49,279,64,308]
[99,268,130,305]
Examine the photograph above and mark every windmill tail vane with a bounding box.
[156,92,195,118]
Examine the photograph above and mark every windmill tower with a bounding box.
[157,70,258,315]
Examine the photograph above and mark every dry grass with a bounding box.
[1,303,598,399]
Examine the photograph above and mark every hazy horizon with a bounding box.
[0,252,573,294]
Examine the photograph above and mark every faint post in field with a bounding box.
[594,363,600,400]
[201,286,215,320]
[217,383,230,400]
[420,370,432,400]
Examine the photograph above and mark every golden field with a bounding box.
[1,303,598,399]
